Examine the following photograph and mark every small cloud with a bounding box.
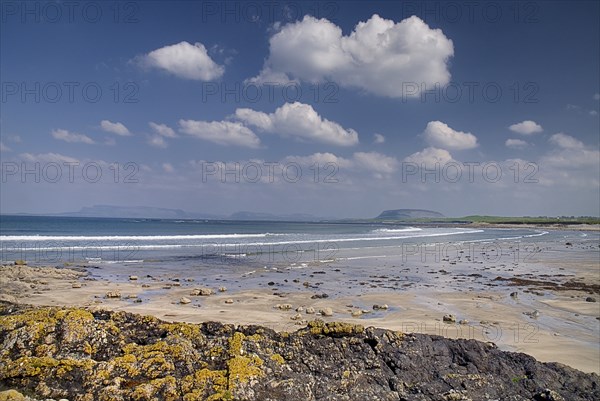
[162,163,175,173]
[179,120,261,148]
[100,120,131,136]
[373,133,385,144]
[404,147,453,165]
[589,110,598,116]
[505,138,528,149]
[508,120,543,135]
[137,41,224,81]
[0,141,11,152]
[149,122,177,138]
[51,129,95,144]
[593,93,600,100]
[235,102,358,146]
[104,137,117,146]
[422,121,478,150]
[353,152,398,174]
[19,152,80,164]
[148,135,168,148]
[549,133,584,150]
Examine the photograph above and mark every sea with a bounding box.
[1,215,585,270]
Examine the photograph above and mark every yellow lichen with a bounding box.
[270,354,285,365]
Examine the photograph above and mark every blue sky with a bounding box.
[1,0,599,218]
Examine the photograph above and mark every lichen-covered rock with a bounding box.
[0,302,598,401]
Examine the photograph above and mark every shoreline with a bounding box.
[2,238,598,374]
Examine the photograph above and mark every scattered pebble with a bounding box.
[191,288,214,296]
[373,304,389,310]
[351,310,363,317]
[225,299,234,304]
[129,275,138,281]
[180,297,191,304]
[443,314,456,323]
[459,319,469,325]
[319,307,334,317]
[105,291,121,299]
[585,297,596,303]
[276,304,292,310]
[72,283,82,288]
[305,307,316,315]
[219,287,227,292]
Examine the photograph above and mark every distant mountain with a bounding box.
[375,209,445,220]
[58,205,223,220]
[229,211,321,221]
[53,205,320,221]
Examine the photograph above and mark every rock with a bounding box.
[459,319,469,325]
[319,307,334,317]
[443,314,456,323]
[179,297,191,304]
[372,304,389,310]
[351,310,363,317]
[305,307,316,314]
[71,283,82,288]
[190,288,214,296]
[127,294,138,299]
[105,291,121,299]
[277,304,292,311]
[0,389,26,400]
[133,299,142,303]
[534,389,565,400]
[311,293,329,299]
[0,303,598,401]
[129,275,138,281]
[267,281,275,286]
[510,291,518,298]
[291,313,303,321]
[13,260,27,266]
[295,306,305,313]
[524,310,540,319]
[219,287,227,292]
[585,297,596,303]
[225,299,234,304]
[142,284,151,288]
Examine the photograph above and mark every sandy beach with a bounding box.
[2,233,598,374]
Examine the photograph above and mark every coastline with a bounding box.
[1,233,598,374]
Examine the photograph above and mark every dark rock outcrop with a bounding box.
[0,302,597,401]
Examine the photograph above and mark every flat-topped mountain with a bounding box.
[376,209,445,219]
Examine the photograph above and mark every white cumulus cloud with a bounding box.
[148,136,168,148]
[549,133,584,150]
[0,142,11,152]
[179,120,260,148]
[139,41,224,81]
[373,133,385,144]
[422,121,478,150]
[250,14,453,98]
[235,102,358,146]
[353,151,398,174]
[508,120,543,135]
[404,147,453,165]
[505,138,528,149]
[100,120,131,136]
[51,129,95,144]
[149,122,177,138]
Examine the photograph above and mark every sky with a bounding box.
[1,0,599,218]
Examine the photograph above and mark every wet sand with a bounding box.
[1,235,598,373]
